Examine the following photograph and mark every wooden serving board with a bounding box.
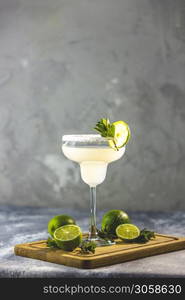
[14,234,185,269]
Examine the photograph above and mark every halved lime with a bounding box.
[48,215,76,237]
[101,209,131,236]
[109,120,130,149]
[54,225,82,251]
[116,224,140,240]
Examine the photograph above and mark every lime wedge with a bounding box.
[116,224,140,240]
[109,121,130,149]
[54,225,82,251]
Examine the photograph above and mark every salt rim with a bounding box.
[62,134,111,143]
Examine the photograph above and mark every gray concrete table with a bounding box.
[0,205,185,278]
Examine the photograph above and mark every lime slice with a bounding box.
[109,121,130,149]
[116,224,140,240]
[54,225,82,251]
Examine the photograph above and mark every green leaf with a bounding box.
[131,228,155,243]
[80,240,97,254]
[46,237,58,248]
[107,124,115,137]
[94,118,114,138]
[97,228,116,241]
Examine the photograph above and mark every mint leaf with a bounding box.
[131,228,155,243]
[80,240,97,254]
[97,228,116,241]
[46,237,58,248]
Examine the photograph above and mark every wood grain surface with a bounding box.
[14,234,185,269]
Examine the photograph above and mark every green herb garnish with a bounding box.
[131,228,155,243]
[79,240,97,254]
[94,118,118,150]
[46,237,58,248]
[94,118,115,138]
[97,228,116,242]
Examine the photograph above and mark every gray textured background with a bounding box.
[0,0,185,211]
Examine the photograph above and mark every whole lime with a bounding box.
[48,215,76,237]
[101,209,131,235]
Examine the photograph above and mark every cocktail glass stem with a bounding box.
[88,186,98,240]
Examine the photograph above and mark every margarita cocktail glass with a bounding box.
[62,134,125,246]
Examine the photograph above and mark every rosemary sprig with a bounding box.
[94,118,114,137]
[94,118,119,151]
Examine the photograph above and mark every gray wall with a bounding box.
[0,0,185,211]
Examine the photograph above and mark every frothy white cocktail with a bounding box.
[62,127,130,246]
[62,145,125,186]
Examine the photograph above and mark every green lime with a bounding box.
[101,209,131,235]
[54,225,82,251]
[109,120,131,149]
[116,224,140,240]
[48,215,76,237]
